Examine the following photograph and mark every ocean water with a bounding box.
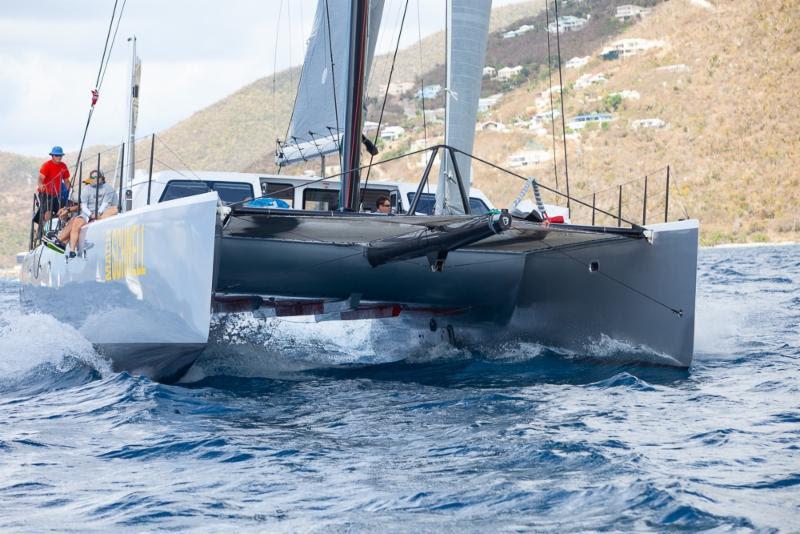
[0,244,798,532]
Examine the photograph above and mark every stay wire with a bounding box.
[272,0,284,149]
[361,0,410,207]
[416,0,428,146]
[93,0,119,89]
[553,0,571,210]
[97,0,128,91]
[544,0,560,193]
[70,0,123,189]
[324,0,340,153]
[542,238,684,317]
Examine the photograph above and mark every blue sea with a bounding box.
[1,244,798,531]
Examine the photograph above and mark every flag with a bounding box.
[132,56,141,130]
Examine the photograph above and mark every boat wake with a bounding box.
[0,309,110,392]
[185,313,419,381]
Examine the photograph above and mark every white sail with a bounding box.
[436,0,492,215]
[276,0,385,167]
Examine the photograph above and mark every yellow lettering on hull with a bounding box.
[104,224,146,281]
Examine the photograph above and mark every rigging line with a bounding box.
[152,157,204,184]
[70,0,122,187]
[362,0,410,206]
[287,0,293,90]
[552,0,571,211]
[324,0,340,152]
[450,146,640,226]
[573,166,670,202]
[542,240,684,317]
[94,0,119,89]
[280,6,309,164]
[667,168,691,219]
[97,0,128,91]
[227,145,438,209]
[154,135,205,182]
[272,0,284,146]
[544,0,560,194]
[416,0,428,146]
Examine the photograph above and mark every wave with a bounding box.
[0,310,110,390]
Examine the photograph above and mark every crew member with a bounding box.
[56,169,118,258]
[374,195,391,214]
[37,146,71,225]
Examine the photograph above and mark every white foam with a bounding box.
[0,310,110,378]
[189,313,411,379]
[584,334,680,365]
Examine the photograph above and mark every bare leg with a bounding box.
[70,217,88,251]
[98,206,118,220]
[57,222,70,243]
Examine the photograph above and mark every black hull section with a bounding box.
[215,213,698,366]
[99,343,204,384]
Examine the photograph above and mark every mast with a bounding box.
[339,0,370,211]
[126,36,137,190]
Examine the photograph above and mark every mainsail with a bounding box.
[436,0,492,215]
[276,0,385,166]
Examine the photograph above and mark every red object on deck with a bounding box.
[546,215,564,224]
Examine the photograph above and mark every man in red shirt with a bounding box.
[38,145,71,225]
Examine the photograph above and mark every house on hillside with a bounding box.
[387,82,414,97]
[575,72,607,89]
[565,56,590,69]
[609,90,641,100]
[415,84,442,99]
[615,4,652,21]
[630,118,666,129]
[380,125,406,141]
[601,38,665,59]
[478,93,503,112]
[497,65,524,81]
[507,141,551,167]
[502,24,534,39]
[547,16,587,34]
[363,121,379,132]
[482,66,497,78]
[567,113,615,130]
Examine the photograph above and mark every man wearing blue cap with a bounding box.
[37,146,71,224]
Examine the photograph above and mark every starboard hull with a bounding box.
[216,212,698,367]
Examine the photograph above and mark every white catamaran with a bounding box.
[20,0,698,382]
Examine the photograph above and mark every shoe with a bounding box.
[67,251,77,259]
[42,235,66,254]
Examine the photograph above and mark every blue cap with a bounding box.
[49,146,64,156]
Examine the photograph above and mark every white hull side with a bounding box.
[20,192,219,382]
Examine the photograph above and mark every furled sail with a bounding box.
[435,0,492,215]
[276,0,385,166]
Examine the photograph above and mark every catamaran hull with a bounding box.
[397,220,698,366]
[217,215,698,367]
[19,193,219,383]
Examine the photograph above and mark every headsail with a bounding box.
[276,0,385,167]
[436,0,492,215]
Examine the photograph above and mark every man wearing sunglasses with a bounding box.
[374,195,391,214]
